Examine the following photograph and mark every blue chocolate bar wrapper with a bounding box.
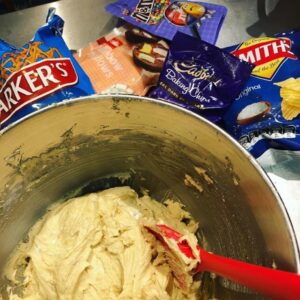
[106,0,227,44]
[148,32,254,123]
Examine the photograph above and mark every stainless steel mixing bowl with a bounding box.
[0,95,298,299]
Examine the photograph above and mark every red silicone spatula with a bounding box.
[145,223,300,300]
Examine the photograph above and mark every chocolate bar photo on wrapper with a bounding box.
[75,25,169,96]
[106,0,227,44]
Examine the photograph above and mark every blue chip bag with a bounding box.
[223,29,300,159]
[148,32,254,123]
[0,9,95,130]
[105,0,227,44]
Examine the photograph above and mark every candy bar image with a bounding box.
[165,3,187,26]
[165,1,206,26]
[181,2,206,18]
[133,41,169,72]
[148,0,171,25]
[128,0,171,25]
[125,28,158,44]
[237,101,271,125]
[157,39,169,48]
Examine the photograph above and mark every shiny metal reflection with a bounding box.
[0,95,298,299]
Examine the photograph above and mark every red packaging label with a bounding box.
[232,38,297,66]
[97,37,123,49]
[0,58,78,124]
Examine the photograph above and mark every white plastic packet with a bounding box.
[258,150,300,243]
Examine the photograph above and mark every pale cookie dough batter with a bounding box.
[1,187,200,300]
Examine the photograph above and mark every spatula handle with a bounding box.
[199,249,300,300]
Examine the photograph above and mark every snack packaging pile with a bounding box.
[0,9,94,130]
[0,1,230,131]
[223,29,300,160]
[106,0,227,44]
[148,32,254,123]
[4,3,300,170]
[74,25,169,96]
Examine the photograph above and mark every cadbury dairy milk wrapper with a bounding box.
[148,32,254,123]
[223,29,300,160]
[106,0,227,44]
[0,9,94,130]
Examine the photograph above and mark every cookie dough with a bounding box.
[1,187,200,299]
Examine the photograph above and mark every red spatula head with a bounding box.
[144,223,201,291]
[145,223,300,300]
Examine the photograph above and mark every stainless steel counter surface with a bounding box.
[0,0,300,49]
[0,0,299,249]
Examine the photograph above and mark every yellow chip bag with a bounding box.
[281,99,300,120]
[276,78,300,118]
[224,29,300,159]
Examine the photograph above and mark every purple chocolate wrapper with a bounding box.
[106,0,227,44]
[148,32,254,123]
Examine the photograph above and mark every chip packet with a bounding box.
[74,25,169,96]
[0,9,94,130]
[223,29,300,161]
[148,32,254,123]
[105,0,227,45]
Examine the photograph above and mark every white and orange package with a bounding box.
[74,26,169,95]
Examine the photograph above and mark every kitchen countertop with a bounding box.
[0,0,299,253]
[1,0,300,49]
